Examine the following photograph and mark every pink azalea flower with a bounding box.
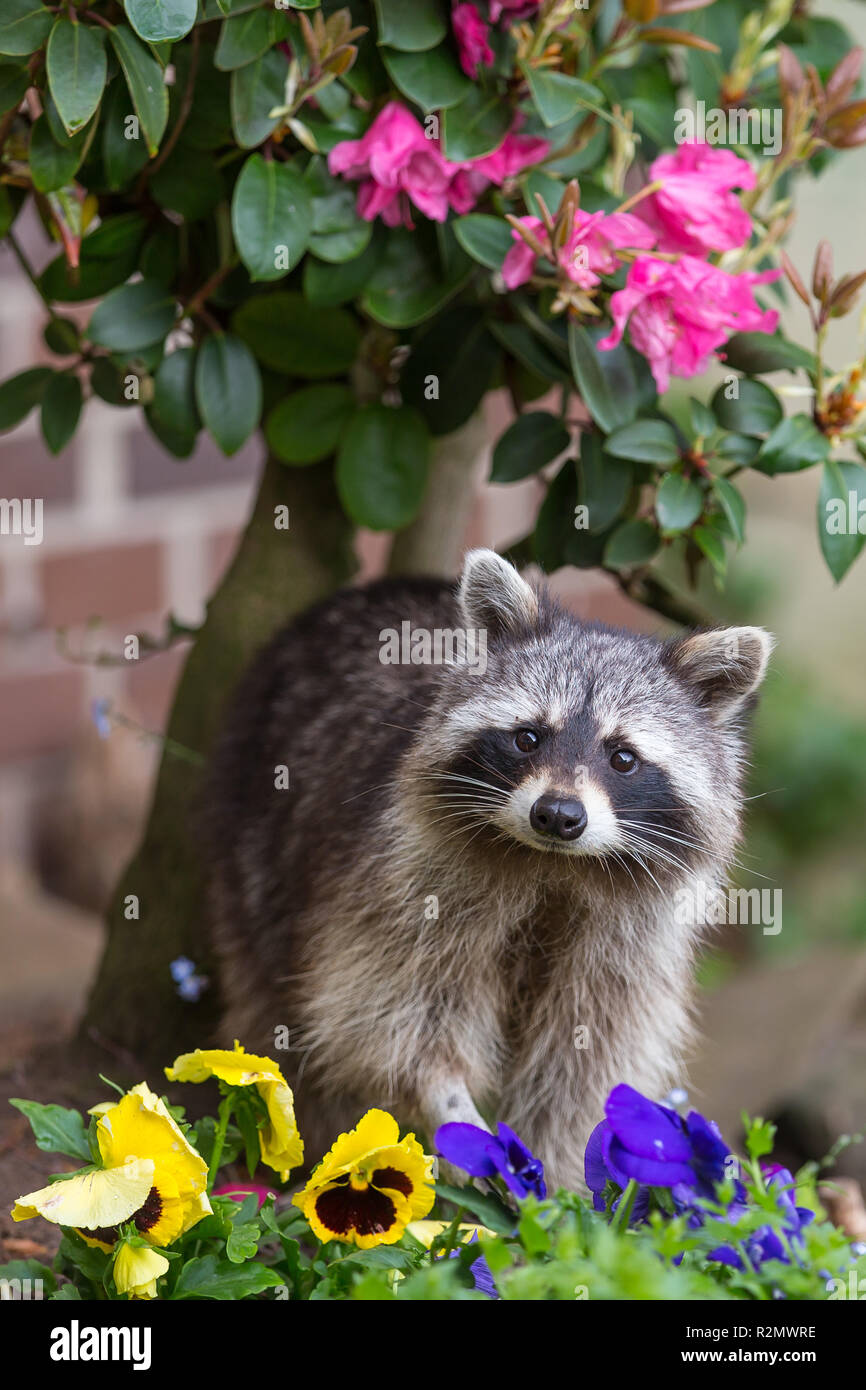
[636,142,757,256]
[452,2,494,79]
[490,0,541,20]
[502,208,656,290]
[328,101,549,228]
[598,255,780,393]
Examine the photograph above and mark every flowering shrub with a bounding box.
[2,0,866,605]
[4,1045,862,1301]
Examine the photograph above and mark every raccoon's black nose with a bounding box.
[530,794,587,841]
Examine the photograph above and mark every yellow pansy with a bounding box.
[294,1109,435,1249]
[113,1242,169,1300]
[12,1082,210,1250]
[165,1041,303,1180]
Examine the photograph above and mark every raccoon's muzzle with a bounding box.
[529,793,588,842]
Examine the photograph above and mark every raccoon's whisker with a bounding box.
[339,779,400,805]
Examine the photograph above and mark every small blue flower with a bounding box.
[435,1121,546,1200]
[170,956,208,1001]
[91,698,112,740]
[169,956,196,983]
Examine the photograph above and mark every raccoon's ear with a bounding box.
[457,548,539,637]
[664,626,774,724]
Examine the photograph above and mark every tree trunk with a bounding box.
[79,453,356,1067]
[388,412,489,577]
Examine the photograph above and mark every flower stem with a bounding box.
[208,1095,233,1190]
[612,1179,638,1232]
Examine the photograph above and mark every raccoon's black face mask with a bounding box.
[422,549,773,871]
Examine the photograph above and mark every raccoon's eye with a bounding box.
[514,728,541,754]
[610,748,639,774]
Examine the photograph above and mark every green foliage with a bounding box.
[0,0,863,613]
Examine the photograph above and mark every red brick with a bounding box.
[41,542,164,627]
[0,667,85,759]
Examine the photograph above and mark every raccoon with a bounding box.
[205,549,772,1190]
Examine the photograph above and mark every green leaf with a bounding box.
[9,1098,90,1160]
[265,383,355,464]
[309,223,371,263]
[152,346,199,442]
[40,371,82,454]
[568,322,641,435]
[381,43,471,111]
[233,292,361,376]
[195,332,261,455]
[522,167,565,218]
[150,142,224,220]
[0,0,53,57]
[108,23,168,155]
[655,472,704,533]
[361,226,471,328]
[0,367,54,430]
[215,8,284,71]
[441,84,511,161]
[173,1254,284,1300]
[43,314,80,354]
[87,278,176,351]
[488,320,570,384]
[603,518,660,568]
[754,414,830,474]
[434,1182,515,1235]
[336,404,429,530]
[519,63,603,127]
[102,75,149,188]
[721,332,816,376]
[40,211,146,301]
[29,114,81,192]
[693,523,726,576]
[714,432,759,466]
[399,305,499,436]
[577,432,632,534]
[230,47,285,148]
[372,0,446,53]
[303,233,383,307]
[125,0,196,44]
[711,378,783,435]
[46,18,106,136]
[818,459,866,583]
[490,411,569,483]
[452,214,512,270]
[232,154,312,281]
[0,62,31,113]
[688,396,716,441]
[712,476,746,545]
[606,418,680,466]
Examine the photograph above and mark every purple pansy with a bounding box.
[585,1084,736,1206]
[435,1120,546,1200]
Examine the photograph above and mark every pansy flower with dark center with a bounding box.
[293,1109,435,1249]
[435,1121,546,1200]
[11,1082,211,1256]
